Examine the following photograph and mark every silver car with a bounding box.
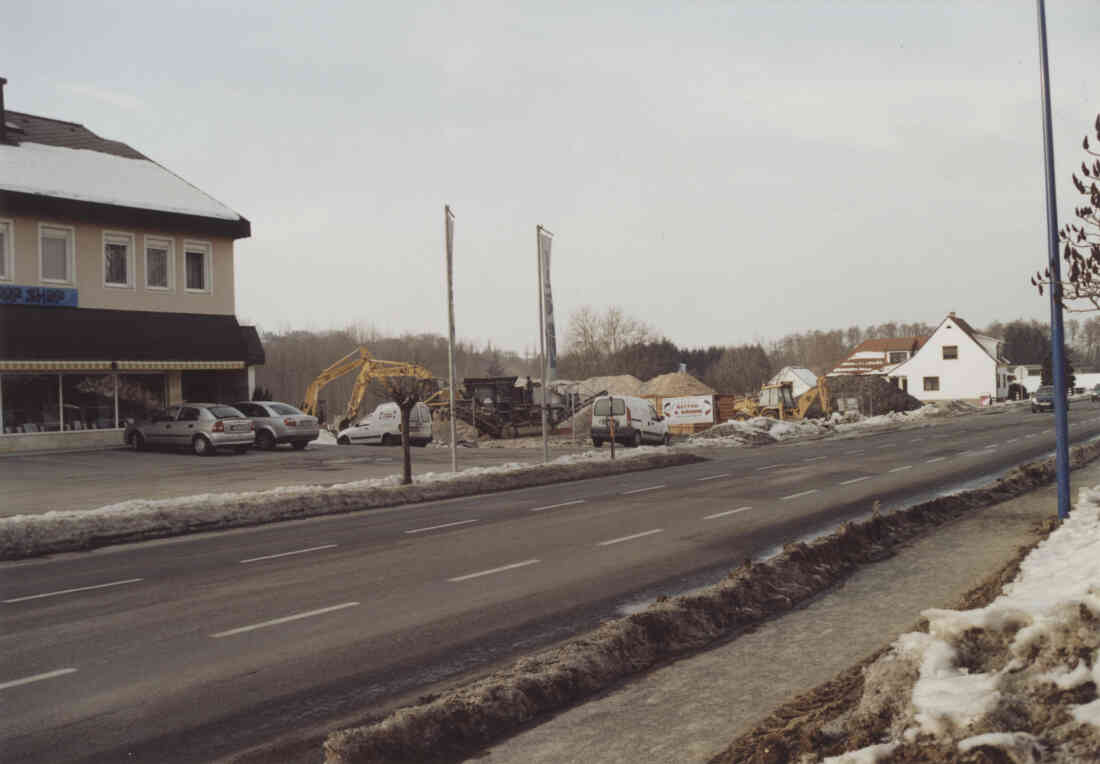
[125,403,254,456]
[232,401,320,451]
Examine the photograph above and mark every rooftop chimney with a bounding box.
[948,311,956,318]
[0,76,6,145]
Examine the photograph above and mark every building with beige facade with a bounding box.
[0,77,263,453]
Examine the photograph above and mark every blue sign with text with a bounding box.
[0,284,79,307]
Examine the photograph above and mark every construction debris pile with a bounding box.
[824,375,923,417]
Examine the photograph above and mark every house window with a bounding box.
[0,219,12,281]
[144,236,174,291]
[39,224,75,284]
[103,231,135,288]
[942,345,958,360]
[887,351,908,364]
[923,376,940,392]
[183,241,211,293]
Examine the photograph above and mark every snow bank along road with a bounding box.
[3,407,1100,762]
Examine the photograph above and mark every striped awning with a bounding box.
[0,360,244,372]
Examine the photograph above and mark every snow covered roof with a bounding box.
[0,110,245,225]
[769,366,818,389]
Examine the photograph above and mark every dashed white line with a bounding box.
[404,519,479,534]
[530,499,586,512]
[803,455,827,462]
[596,529,664,546]
[4,578,144,604]
[889,465,913,473]
[210,602,360,638]
[925,456,947,463]
[696,473,731,481]
[448,559,540,582]
[839,476,872,486]
[621,485,666,495]
[240,544,338,563]
[781,489,820,501]
[1006,438,1019,443]
[755,464,786,471]
[844,449,865,455]
[704,506,752,520]
[0,668,78,691]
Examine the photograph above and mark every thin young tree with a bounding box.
[374,375,438,485]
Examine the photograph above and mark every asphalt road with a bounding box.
[3,405,1099,763]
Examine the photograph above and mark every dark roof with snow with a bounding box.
[4,110,148,159]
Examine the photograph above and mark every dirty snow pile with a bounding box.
[822,486,1100,763]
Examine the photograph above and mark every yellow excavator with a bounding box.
[301,347,436,429]
[731,377,830,421]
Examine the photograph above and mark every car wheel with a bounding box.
[381,433,395,446]
[632,431,642,448]
[193,435,214,456]
[129,431,145,451]
[257,430,276,451]
[291,440,309,450]
[592,439,603,448]
[338,436,350,445]
[663,433,671,446]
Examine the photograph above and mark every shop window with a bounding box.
[62,375,117,430]
[118,374,167,424]
[1,374,61,433]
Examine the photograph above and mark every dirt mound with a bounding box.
[825,375,923,416]
[430,414,482,444]
[640,372,715,397]
[577,375,644,398]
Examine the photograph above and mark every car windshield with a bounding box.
[268,403,303,416]
[209,406,245,419]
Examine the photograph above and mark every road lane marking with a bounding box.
[889,465,913,473]
[844,450,864,455]
[621,485,666,495]
[4,578,143,604]
[803,455,827,462]
[839,476,871,485]
[781,489,819,501]
[704,506,752,520]
[1007,438,1019,443]
[926,456,947,463]
[0,668,77,691]
[448,559,540,582]
[596,529,664,546]
[755,464,786,471]
[240,544,338,563]
[530,499,585,512]
[404,519,479,534]
[878,443,897,449]
[696,473,731,481]
[210,602,359,638]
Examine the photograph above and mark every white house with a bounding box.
[767,366,818,397]
[888,313,1010,402]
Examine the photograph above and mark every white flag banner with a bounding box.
[538,227,557,380]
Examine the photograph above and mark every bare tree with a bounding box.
[1033,114,1100,310]
[562,305,657,378]
[373,375,438,485]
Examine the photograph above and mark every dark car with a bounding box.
[1031,385,1068,413]
[1091,384,1100,403]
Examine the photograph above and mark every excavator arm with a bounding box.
[301,348,369,418]
[342,360,435,427]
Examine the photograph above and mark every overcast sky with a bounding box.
[5,1,1098,354]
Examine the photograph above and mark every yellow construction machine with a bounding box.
[730,376,830,421]
[301,347,436,429]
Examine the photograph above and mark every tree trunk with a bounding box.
[400,405,413,485]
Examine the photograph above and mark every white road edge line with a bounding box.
[404,519,479,534]
[844,450,864,455]
[210,602,359,638]
[755,464,786,471]
[240,544,339,563]
[621,485,666,495]
[448,559,540,582]
[696,473,731,481]
[0,668,78,691]
[926,456,947,463]
[704,506,752,520]
[4,578,144,604]
[596,529,664,546]
[889,465,914,473]
[780,489,820,501]
[839,476,871,485]
[530,499,586,512]
[803,455,827,462]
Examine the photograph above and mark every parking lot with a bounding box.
[1,439,588,517]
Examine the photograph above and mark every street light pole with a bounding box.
[1035,0,1071,521]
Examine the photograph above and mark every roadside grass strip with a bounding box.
[4,578,143,604]
[210,602,359,638]
[448,559,540,582]
[321,438,1100,764]
[0,450,703,561]
[0,668,77,691]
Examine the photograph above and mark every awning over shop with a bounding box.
[0,305,265,366]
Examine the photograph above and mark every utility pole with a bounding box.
[444,205,458,472]
[1035,0,1070,520]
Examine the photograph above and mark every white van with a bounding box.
[590,395,669,448]
[336,401,433,447]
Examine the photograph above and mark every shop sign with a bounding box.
[0,284,79,307]
[661,395,714,425]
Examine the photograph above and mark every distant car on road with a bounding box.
[232,401,320,451]
[125,403,254,456]
[1031,385,1070,413]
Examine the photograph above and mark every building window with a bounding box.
[942,345,958,360]
[1,374,62,433]
[923,376,940,392]
[887,351,908,364]
[62,375,117,429]
[0,219,12,281]
[39,224,75,284]
[144,236,174,291]
[103,231,135,288]
[183,241,212,293]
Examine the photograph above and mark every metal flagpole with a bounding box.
[1035,0,1070,521]
[536,225,549,463]
[445,205,458,472]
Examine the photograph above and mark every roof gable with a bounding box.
[889,314,1003,374]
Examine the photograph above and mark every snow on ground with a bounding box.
[823,486,1100,762]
